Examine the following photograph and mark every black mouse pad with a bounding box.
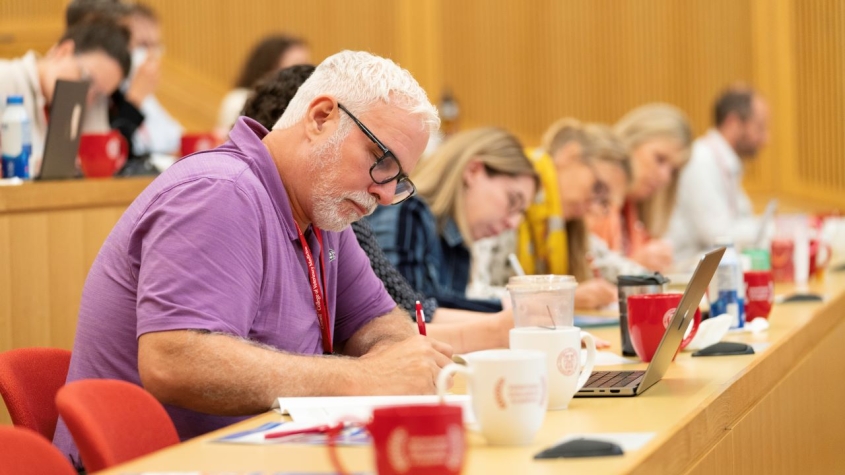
[692,341,755,357]
[534,438,624,459]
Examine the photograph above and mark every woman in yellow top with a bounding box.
[515,119,618,309]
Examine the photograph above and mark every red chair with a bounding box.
[0,347,72,439]
[56,378,180,472]
[0,426,77,475]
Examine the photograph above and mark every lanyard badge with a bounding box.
[294,222,332,354]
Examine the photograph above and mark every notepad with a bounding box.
[273,395,473,426]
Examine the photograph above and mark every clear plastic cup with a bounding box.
[506,275,577,328]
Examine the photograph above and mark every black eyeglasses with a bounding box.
[337,103,416,205]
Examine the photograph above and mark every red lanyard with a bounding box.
[294,222,332,354]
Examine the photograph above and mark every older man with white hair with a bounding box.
[54,50,447,469]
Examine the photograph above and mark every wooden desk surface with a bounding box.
[97,272,845,474]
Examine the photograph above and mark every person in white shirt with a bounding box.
[667,85,770,264]
[0,18,130,175]
[120,3,182,157]
[215,34,310,140]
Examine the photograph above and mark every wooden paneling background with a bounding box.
[1,0,843,209]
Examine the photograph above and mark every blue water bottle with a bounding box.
[708,239,745,329]
[1,95,32,179]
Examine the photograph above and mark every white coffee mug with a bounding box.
[509,327,596,410]
[436,349,547,446]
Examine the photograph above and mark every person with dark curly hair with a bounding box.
[241,64,316,129]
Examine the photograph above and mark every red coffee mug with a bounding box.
[627,293,701,363]
[180,132,216,157]
[744,270,774,321]
[327,404,465,475]
[771,238,832,283]
[78,131,128,178]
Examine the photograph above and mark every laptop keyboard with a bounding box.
[584,371,645,389]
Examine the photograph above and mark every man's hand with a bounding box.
[356,336,453,395]
[575,278,618,310]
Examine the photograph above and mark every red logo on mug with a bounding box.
[662,308,677,329]
[106,136,122,159]
[494,377,507,409]
[556,348,578,376]
[494,377,543,409]
[386,425,464,473]
[748,283,774,303]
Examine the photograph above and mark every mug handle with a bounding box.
[817,243,832,268]
[437,363,471,401]
[326,424,351,475]
[680,308,702,350]
[576,332,596,391]
[109,129,129,170]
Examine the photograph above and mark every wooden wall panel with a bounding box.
[792,0,845,209]
[439,0,753,143]
[0,0,842,208]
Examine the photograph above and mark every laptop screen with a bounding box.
[637,247,725,393]
[36,79,90,180]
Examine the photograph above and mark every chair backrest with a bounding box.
[0,347,72,439]
[0,426,77,475]
[55,378,180,472]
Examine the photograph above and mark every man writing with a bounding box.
[668,85,770,263]
[53,50,450,468]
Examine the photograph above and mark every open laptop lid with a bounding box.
[36,79,89,180]
[636,247,725,394]
[753,199,778,248]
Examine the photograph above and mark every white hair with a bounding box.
[272,50,440,136]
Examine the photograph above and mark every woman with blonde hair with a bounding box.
[367,127,538,312]
[589,103,693,272]
[582,123,649,282]
[470,118,620,310]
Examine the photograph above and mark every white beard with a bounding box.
[309,136,377,232]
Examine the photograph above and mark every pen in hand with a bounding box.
[415,300,427,336]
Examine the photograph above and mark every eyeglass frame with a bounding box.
[336,102,416,205]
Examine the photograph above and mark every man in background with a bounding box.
[66,0,183,159]
[0,18,130,175]
[667,85,770,263]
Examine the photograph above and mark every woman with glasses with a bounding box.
[469,119,621,311]
[367,127,538,313]
[582,123,650,283]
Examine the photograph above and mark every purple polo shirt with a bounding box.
[53,117,396,464]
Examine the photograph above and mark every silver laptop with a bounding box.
[753,199,778,248]
[575,247,725,397]
[36,79,89,180]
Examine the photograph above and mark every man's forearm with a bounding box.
[341,306,417,357]
[138,330,368,416]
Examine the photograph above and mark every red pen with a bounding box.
[264,422,344,440]
[415,300,427,336]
